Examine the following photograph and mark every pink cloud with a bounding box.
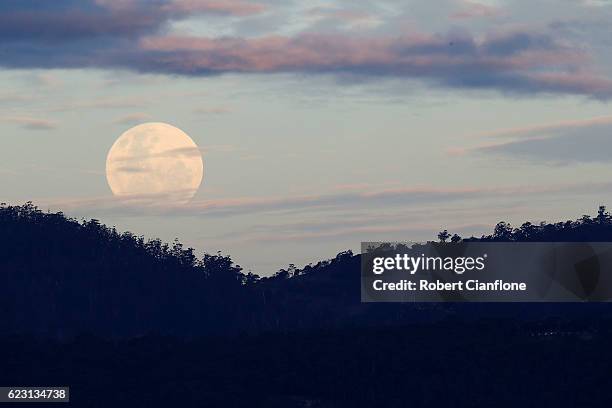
[451,1,504,19]
[1,0,610,99]
[136,31,612,98]
[164,0,266,16]
[472,115,612,139]
[139,33,557,72]
[525,72,612,99]
[95,0,266,16]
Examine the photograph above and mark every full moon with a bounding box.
[106,122,204,204]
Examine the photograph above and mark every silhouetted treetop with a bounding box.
[440,205,612,243]
[0,201,245,280]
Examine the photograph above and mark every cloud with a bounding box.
[108,146,203,165]
[200,144,237,152]
[308,7,374,22]
[114,165,150,173]
[107,144,234,170]
[193,106,231,115]
[0,0,265,42]
[113,112,153,125]
[0,115,58,130]
[474,125,612,164]
[451,1,504,19]
[0,1,611,98]
[51,97,147,112]
[452,115,612,164]
[474,115,612,139]
[0,1,162,41]
[131,31,612,98]
[210,209,494,244]
[237,222,490,244]
[39,181,612,219]
[166,0,267,16]
[34,186,482,219]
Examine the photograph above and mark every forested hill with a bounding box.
[2,202,612,337]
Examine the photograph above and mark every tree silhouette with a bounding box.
[2,202,612,337]
[437,229,451,242]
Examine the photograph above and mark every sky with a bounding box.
[2,0,612,274]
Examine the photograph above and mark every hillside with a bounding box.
[2,202,612,337]
[4,202,612,406]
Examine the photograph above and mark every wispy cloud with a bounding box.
[473,115,612,139]
[451,1,504,19]
[113,112,153,125]
[114,165,150,174]
[51,97,146,112]
[38,180,612,219]
[450,115,612,164]
[166,0,266,16]
[193,106,231,115]
[0,115,58,130]
[200,144,237,153]
[108,146,203,165]
[211,210,493,244]
[473,126,612,164]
